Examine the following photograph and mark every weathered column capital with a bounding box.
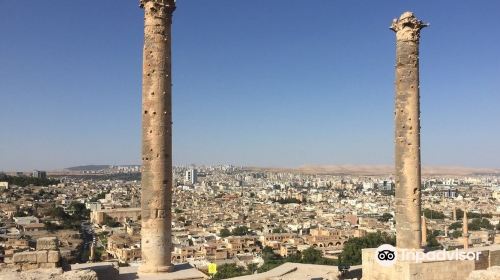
[140,0,176,16]
[390,12,428,41]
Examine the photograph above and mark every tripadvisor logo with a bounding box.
[375,244,397,267]
[374,244,483,266]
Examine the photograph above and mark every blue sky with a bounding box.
[1,0,499,171]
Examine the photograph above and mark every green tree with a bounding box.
[2,175,59,187]
[272,227,286,233]
[423,209,445,219]
[89,192,107,202]
[212,263,248,280]
[232,226,250,236]
[301,247,322,263]
[451,230,462,239]
[378,213,393,222]
[340,232,395,265]
[468,218,493,231]
[220,228,231,237]
[261,246,279,261]
[272,198,303,204]
[103,214,120,227]
[246,263,258,274]
[68,202,90,219]
[449,222,462,230]
[44,222,63,233]
[426,230,442,250]
[46,206,70,220]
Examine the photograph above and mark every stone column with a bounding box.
[463,210,469,249]
[391,12,427,249]
[139,0,175,273]
[421,215,427,247]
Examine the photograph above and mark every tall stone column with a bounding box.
[421,215,427,247]
[139,0,175,273]
[391,12,427,249]
[463,210,469,249]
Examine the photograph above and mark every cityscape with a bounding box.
[1,1,500,280]
[1,165,499,279]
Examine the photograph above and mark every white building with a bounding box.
[185,169,197,185]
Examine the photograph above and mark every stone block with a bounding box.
[6,264,22,272]
[39,262,58,269]
[37,250,48,263]
[60,269,98,280]
[490,249,500,266]
[467,266,500,280]
[21,263,39,271]
[13,252,37,264]
[36,237,59,250]
[47,250,60,263]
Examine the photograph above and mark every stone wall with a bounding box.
[0,268,97,280]
[90,208,141,225]
[474,250,489,270]
[71,262,119,280]
[406,260,475,280]
[467,266,500,280]
[2,237,60,272]
[361,248,475,280]
[490,249,500,267]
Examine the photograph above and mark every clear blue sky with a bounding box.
[1,0,499,171]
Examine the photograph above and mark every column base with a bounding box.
[138,264,174,274]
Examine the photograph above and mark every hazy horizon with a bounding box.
[4,162,500,174]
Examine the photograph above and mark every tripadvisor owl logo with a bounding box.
[374,244,482,266]
[375,244,397,267]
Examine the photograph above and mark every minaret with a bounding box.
[89,242,95,262]
[421,215,427,247]
[139,0,175,273]
[463,210,469,249]
[391,12,428,249]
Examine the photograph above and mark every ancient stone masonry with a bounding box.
[3,237,61,272]
[391,12,427,249]
[139,0,176,274]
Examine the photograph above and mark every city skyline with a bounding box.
[1,0,500,170]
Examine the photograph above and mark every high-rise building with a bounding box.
[32,170,47,179]
[185,169,197,185]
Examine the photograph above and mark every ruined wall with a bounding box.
[1,237,60,272]
[361,248,475,280]
[490,249,500,267]
[90,208,141,225]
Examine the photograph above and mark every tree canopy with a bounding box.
[339,232,395,265]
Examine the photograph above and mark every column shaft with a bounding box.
[139,0,175,273]
[391,12,427,249]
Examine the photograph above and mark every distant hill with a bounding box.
[66,165,110,171]
[248,165,500,176]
